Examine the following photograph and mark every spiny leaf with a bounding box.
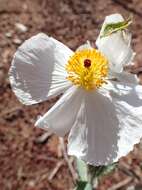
[101,16,132,38]
[88,162,117,180]
[75,181,92,190]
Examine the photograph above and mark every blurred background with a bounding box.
[0,0,142,189]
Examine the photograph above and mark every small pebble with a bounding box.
[15,23,28,33]
[13,38,22,45]
[126,186,135,190]
[28,180,35,187]
[5,32,12,38]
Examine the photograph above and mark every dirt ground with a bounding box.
[0,0,142,189]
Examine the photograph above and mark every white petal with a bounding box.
[35,86,83,136]
[96,14,134,74]
[68,83,142,166]
[9,33,73,105]
[108,81,142,161]
[115,71,138,84]
[76,41,92,51]
[68,91,120,166]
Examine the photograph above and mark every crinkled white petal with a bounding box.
[68,82,142,166]
[107,81,142,161]
[68,91,119,165]
[76,41,92,51]
[110,71,138,84]
[9,33,73,105]
[96,13,134,74]
[35,86,83,136]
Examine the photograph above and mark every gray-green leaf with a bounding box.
[76,159,88,181]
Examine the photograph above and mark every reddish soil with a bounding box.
[0,0,142,189]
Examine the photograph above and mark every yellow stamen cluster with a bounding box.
[66,49,108,90]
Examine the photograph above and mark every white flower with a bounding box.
[9,14,142,166]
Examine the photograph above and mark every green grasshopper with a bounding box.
[100,16,132,38]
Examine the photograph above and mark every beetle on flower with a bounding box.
[9,14,142,166]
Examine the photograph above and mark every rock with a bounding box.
[5,32,13,38]
[15,23,28,33]
[13,38,22,45]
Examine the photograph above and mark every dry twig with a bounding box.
[59,137,78,183]
[35,131,53,144]
[119,163,141,181]
[108,177,132,190]
[48,160,64,181]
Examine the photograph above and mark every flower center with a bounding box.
[84,59,91,68]
[66,49,108,90]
